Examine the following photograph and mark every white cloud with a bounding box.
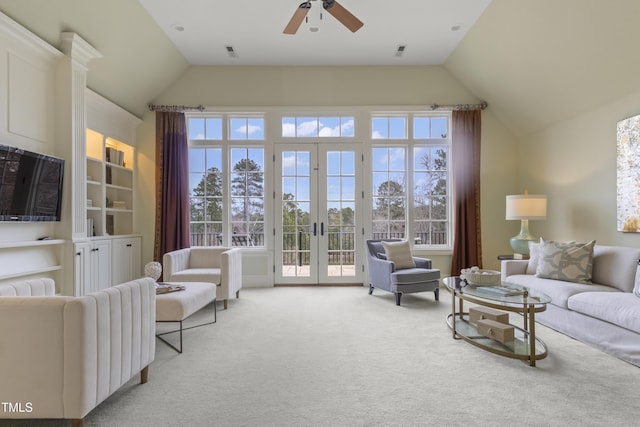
[246,124,261,135]
[297,120,318,136]
[235,124,262,136]
[319,125,340,137]
[317,118,354,137]
[282,153,309,170]
[372,131,384,139]
[341,119,354,133]
[389,147,405,164]
[282,123,296,137]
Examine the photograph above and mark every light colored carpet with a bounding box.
[3,286,639,426]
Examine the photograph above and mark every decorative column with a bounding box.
[56,32,102,240]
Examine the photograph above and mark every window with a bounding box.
[188,117,222,140]
[230,117,264,140]
[371,147,406,239]
[371,116,407,139]
[189,147,223,245]
[187,110,451,251]
[413,145,448,245]
[230,147,265,246]
[188,115,265,247]
[282,116,354,137]
[371,114,450,247]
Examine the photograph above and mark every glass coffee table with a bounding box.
[442,276,551,367]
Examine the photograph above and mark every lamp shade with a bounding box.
[505,194,547,220]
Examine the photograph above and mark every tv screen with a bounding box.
[0,144,65,221]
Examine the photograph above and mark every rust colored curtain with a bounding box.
[450,109,483,274]
[154,112,190,263]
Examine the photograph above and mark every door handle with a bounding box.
[313,222,317,236]
[320,222,324,236]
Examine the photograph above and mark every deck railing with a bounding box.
[190,231,446,265]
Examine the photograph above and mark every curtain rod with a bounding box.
[148,102,487,112]
[430,101,488,111]
[148,103,205,112]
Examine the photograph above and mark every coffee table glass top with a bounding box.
[442,276,551,305]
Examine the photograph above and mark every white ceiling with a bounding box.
[138,0,492,66]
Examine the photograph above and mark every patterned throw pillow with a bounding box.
[535,239,596,284]
[381,240,416,270]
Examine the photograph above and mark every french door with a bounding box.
[274,143,364,285]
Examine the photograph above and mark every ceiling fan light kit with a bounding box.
[283,0,363,35]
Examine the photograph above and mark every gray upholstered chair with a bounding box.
[366,239,440,305]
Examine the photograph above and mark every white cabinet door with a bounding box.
[74,241,92,295]
[93,239,112,291]
[111,236,141,285]
[73,239,112,295]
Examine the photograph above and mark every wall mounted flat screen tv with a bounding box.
[0,144,64,221]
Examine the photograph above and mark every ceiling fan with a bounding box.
[283,0,364,35]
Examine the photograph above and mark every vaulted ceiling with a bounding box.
[1,0,640,137]
[136,0,491,66]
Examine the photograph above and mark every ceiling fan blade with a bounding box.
[283,2,312,35]
[323,0,364,33]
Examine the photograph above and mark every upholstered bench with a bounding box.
[155,281,217,353]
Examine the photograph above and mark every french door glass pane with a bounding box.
[326,151,355,277]
[281,151,311,277]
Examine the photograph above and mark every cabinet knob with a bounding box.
[126,244,132,247]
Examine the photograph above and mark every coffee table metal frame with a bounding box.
[443,276,550,367]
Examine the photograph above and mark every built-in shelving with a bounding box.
[0,239,65,283]
[85,128,135,236]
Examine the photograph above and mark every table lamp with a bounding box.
[506,191,547,255]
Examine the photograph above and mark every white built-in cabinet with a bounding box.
[111,236,142,286]
[68,90,143,296]
[73,239,112,295]
[0,20,143,295]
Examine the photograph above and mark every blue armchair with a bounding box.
[366,239,440,305]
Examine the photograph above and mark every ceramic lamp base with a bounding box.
[509,219,538,255]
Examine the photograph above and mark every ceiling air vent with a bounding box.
[395,45,407,57]
[225,45,238,58]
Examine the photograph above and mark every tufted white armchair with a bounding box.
[0,277,156,427]
[163,246,243,309]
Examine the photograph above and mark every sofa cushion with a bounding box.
[536,239,595,284]
[189,247,222,268]
[390,268,440,285]
[591,245,640,292]
[382,240,415,270]
[504,274,618,309]
[156,282,216,321]
[170,268,221,284]
[568,292,640,334]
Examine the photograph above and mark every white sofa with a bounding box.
[501,244,640,366]
[163,246,242,309]
[0,277,156,426]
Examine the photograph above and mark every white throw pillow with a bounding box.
[381,240,416,270]
[535,239,596,284]
[526,239,541,275]
[634,264,640,298]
